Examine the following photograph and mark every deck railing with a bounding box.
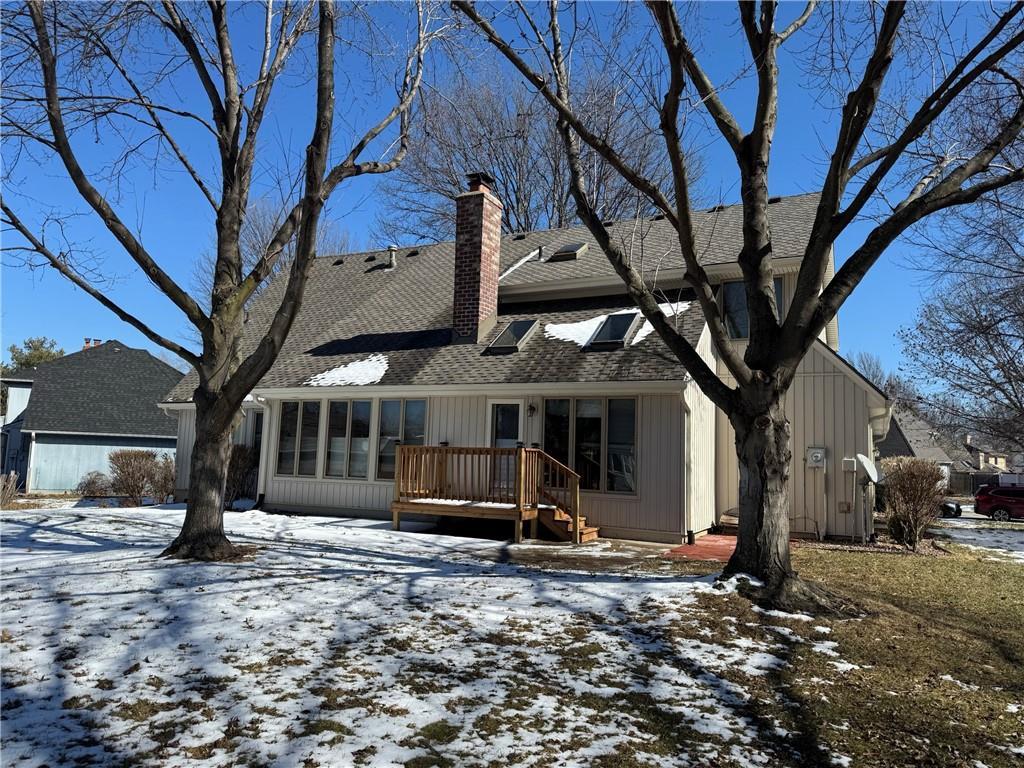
[394,445,581,541]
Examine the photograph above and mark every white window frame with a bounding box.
[375,398,428,481]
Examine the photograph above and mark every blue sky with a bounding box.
[0,3,960,375]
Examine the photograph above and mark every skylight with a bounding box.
[587,312,640,350]
[544,242,588,262]
[486,319,538,354]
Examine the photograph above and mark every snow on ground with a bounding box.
[304,353,388,386]
[931,518,1024,563]
[3,507,850,767]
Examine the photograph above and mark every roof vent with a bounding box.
[333,258,344,266]
[650,214,665,221]
[768,195,782,203]
[513,233,527,241]
[543,242,588,263]
[386,244,397,270]
[709,204,727,213]
[406,249,419,258]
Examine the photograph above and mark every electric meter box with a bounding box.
[806,447,827,469]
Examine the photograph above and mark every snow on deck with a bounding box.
[3,506,850,766]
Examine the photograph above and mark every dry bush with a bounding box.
[224,445,259,507]
[76,471,112,498]
[148,453,176,504]
[109,449,157,507]
[0,472,18,509]
[881,457,945,551]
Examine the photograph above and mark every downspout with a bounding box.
[25,431,36,494]
[254,397,272,508]
[680,389,693,544]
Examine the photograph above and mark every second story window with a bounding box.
[721,279,785,339]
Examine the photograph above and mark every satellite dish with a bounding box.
[857,453,880,484]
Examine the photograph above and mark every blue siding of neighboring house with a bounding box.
[29,434,177,493]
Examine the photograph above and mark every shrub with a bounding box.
[224,445,259,506]
[109,449,157,507]
[76,471,112,498]
[0,471,18,509]
[880,457,945,551]
[148,454,176,504]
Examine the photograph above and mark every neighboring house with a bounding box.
[963,435,1010,473]
[1,340,180,493]
[164,176,890,544]
[876,406,954,482]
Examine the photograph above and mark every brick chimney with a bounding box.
[452,172,502,344]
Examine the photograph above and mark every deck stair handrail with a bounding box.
[394,445,584,543]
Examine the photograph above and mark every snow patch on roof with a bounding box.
[305,354,388,386]
[543,301,692,348]
[630,301,692,346]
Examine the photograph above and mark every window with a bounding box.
[606,399,636,493]
[587,312,641,350]
[543,397,637,494]
[486,319,538,354]
[721,279,785,339]
[575,399,603,490]
[252,411,264,463]
[376,399,427,480]
[276,401,320,476]
[325,401,349,477]
[348,400,372,479]
[543,399,571,467]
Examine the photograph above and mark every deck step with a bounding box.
[537,506,599,543]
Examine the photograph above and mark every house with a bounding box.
[0,340,180,493]
[962,435,1010,473]
[876,406,954,482]
[163,175,890,544]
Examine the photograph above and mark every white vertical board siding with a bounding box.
[174,409,197,496]
[173,405,263,499]
[715,342,873,538]
[685,325,717,533]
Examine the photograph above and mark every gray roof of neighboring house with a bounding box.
[165,193,819,402]
[876,407,953,464]
[21,341,180,437]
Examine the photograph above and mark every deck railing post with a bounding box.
[572,476,581,545]
[515,445,526,513]
[393,444,403,531]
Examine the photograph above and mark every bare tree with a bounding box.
[1,0,438,559]
[375,66,683,243]
[454,1,1024,610]
[852,351,918,406]
[900,271,1024,453]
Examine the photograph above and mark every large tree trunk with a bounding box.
[724,387,848,614]
[161,396,239,561]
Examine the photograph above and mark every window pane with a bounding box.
[348,400,371,479]
[377,400,402,480]
[723,279,785,338]
[297,402,320,476]
[607,399,636,493]
[575,399,603,491]
[252,412,264,463]
[403,400,426,446]
[544,399,571,467]
[325,401,349,477]
[590,312,637,347]
[276,401,298,475]
[722,282,748,339]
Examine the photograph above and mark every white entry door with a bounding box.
[488,401,523,496]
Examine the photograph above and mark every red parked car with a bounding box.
[975,485,1024,522]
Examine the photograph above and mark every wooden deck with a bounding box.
[391,445,598,543]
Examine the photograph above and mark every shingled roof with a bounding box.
[165,193,820,402]
[20,341,180,436]
[876,407,953,464]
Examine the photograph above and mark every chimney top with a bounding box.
[466,171,496,193]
